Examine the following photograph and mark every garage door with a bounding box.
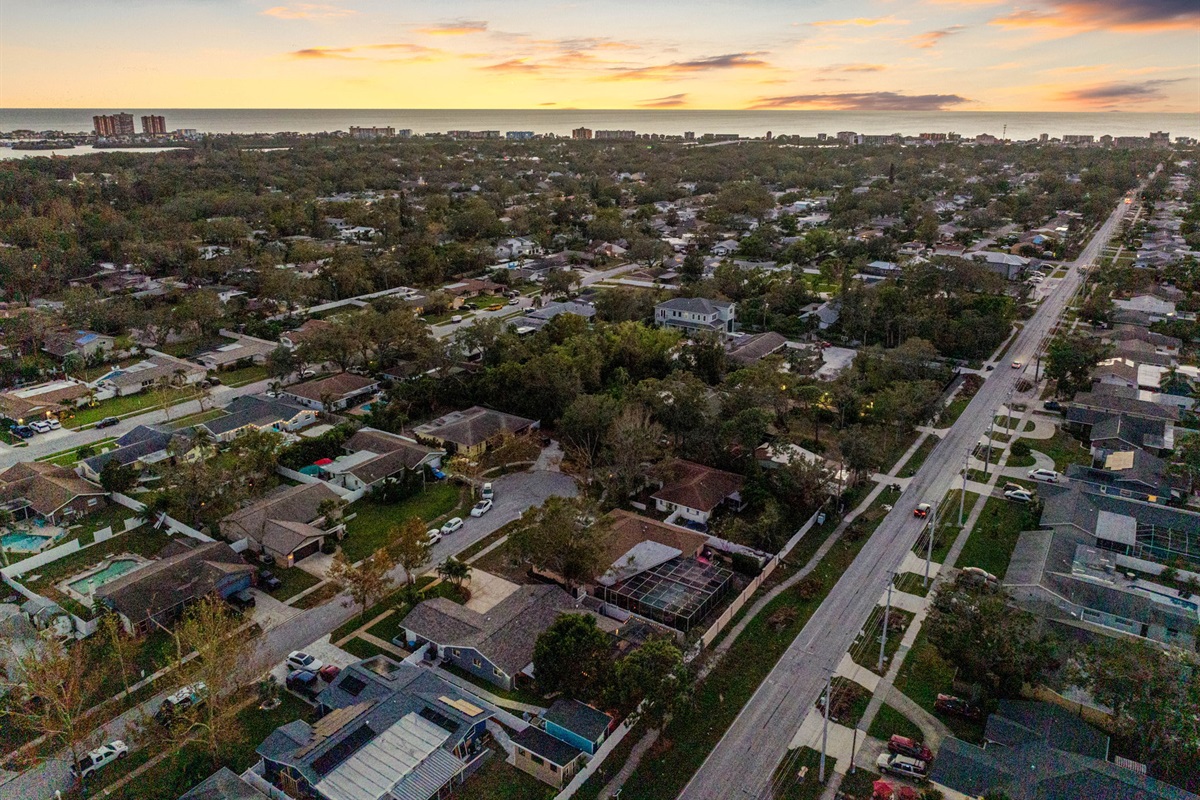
[292,539,321,562]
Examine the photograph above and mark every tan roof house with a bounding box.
[0,462,107,523]
[219,482,343,564]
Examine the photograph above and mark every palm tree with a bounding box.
[437,557,471,588]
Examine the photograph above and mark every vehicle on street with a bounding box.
[888,735,933,762]
[156,683,208,724]
[287,651,323,673]
[1028,468,1058,483]
[508,297,520,305]
[228,588,256,611]
[258,570,282,591]
[74,741,128,780]
[470,499,493,517]
[96,416,120,429]
[913,503,932,519]
[985,365,995,371]
[481,482,493,500]
[29,420,51,434]
[486,303,504,311]
[1004,488,1033,503]
[876,753,928,779]
[440,517,464,535]
[300,369,316,378]
[426,529,442,546]
[286,669,321,700]
[1011,361,1022,369]
[450,315,463,323]
[935,693,984,721]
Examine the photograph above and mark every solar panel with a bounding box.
[419,706,459,734]
[339,675,368,697]
[312,723,374,776]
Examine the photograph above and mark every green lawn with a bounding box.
[850,608,914,676]
[901,434,940,475]
[894,572,933,598]
[35,438,118,466]
[217,364,270,388]
[271,566,322,601]
[867,703,924,742]
[1033,428,1091,472]
[437,661,544,707]
[68,387,195,429]
[893,626,986,743]
[290,581,341,610]
[771,747,835,800]
[454,753,555,800]
[954,495,1038,579]
[573,721,646,800]
[341,484,461,562]
[938,395,971,427]
[22,526,173,592]
[340,636,392,661]
[838,768,886,800]
[168,408,227,429]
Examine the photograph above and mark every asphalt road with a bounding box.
[1,468,575,800]
[677,193,1137,800]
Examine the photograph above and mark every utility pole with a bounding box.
[878,576,894,671]
[925,502,936,587]
[983,411,996,477]
[959,454,968,526]
[819,668,833,783]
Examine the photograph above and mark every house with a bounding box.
[726,332,787,366]
[398,584,613,691]
[258,657,493,800]
[1065,449,1182,504]
[325,428,444,492]
[279,319,334,351]
[511,726,587,788]
[442,278,504,299]
[100,352,206,397]
[95,540,254,634]
[1066,386,1179,430]
[863,260,901,277]
[178,767,270,800]
[653,297,736,334]
[78,424,176,481]
[929,701,1192,800]
[1091,359,1139,389]
[542,699,613,756]
[968,250,1029,280]
[195,334,277,370]
[1087,413,1173,459]
[219,482,344,564]
[411,405,538,458]
[495,236,539,260]
[282,373,378,412]
[651,460,745,525]
[199,396,317,443]
[41,330,116,361]
[755,441,849,488]
[0,379,91,422]
[1114,294,1177,316]
[711,239,740,256]
[0,462,106,524]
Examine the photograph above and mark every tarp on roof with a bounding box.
[299,465,324,476]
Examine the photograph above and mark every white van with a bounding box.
[1027,468,1059,483]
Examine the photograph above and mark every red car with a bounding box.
[888,734,933,762]
[913,503,931,519]
[935,693,984,721]
[318,664,341,682]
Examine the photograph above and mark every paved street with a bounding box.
[678,193,1137,800]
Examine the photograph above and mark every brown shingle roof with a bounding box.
[345,429,442,470]
[411,406,536,448]
[219,482,340,547]
[284,373,376,404]
[0,462,106,517]
[651,460,744,514]
[600,510,708,575]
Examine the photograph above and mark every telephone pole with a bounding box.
[819,668,833,782]
[878,577,894,671]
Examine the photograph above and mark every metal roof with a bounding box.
[315,712,452,800]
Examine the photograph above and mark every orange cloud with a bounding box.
[992,0,1199,32]
[1054,78,1184,107]
[636,93,690,108]
[749,91,970,110]
[604,52,770,81]
[811,16,908,26]
[481,59,544,74]
[262,4,355,20]
[414,20,488,35]
[909,26,965,48]
[289,42,440,62]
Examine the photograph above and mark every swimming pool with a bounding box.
[67,558,146,594]
[0,532,54,552]
[97,369,126,382]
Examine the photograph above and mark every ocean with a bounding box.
[1,109,1195,141]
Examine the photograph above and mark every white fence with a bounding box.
[698,557,779,648]
[1,539,85,581]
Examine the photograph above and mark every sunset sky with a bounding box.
[3,0,1197,111]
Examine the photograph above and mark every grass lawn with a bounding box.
[462,294,509,310]
[341,484,461,562]
[883,429,922,476]
[893,626,985,743]
[901,434,939,475]
[938,395,971,427]
[365,609,410,643]
[168,408,226,429]
[272,566,323,602]
[454,752,555,800]
[437,661,544,707]
[23,526,172,593]
[217,364,269,388]
[771,746,835,800]
[340,636,391,661]
[573,721,645,800]
[68,388,195,429]
[290,581,341,610]
[1033,428,1091,472]
[911,490,975,564]
[1005,452,1037,468]
[893,572,933,598]
[330,577,434,642]
[867,703,924,743]
[850,608,915,676]
[618,518,877,800]
[954,495,1038,579]
[35,438,118,466]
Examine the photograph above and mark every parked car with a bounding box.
[228,588,256,611]
[440,517,464,535]
[486,303,504,311]
[286,651,323,673]
[10,425,35,439]
[1028,468,1059,483]
[470,499,493,517]
[156,683,208,724]
[258,570,282,591]
[481,482,494,500]
[888,735,933,762]
[913,503,932,519]
[300,369,316,379]
[286,669,321,700]
[508,297,520,305]
[318,664,342,682]
[876,753,928,779]
[984,364,995,371]
[29,420,51,434]
[74,741,128,780]
[96,416,120,429]
[935,693,984,721]
[259,552,276,566]
[450,315,463,324]
[1004,488,1033,503]
[426,529,443,546]
[46,418,61,430]
[1042,400,1062,412]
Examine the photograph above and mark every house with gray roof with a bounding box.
[326,428,443,492]
[195,334,277,370]
[726,331,788,366]
[78,424,176,481]
[654,297,736,334]
[397,584,613,691]
[178,767,269,800]
[200,396,317,443]
[511,725,586,788]
[411,406,537,458]
[930,700,1195,800]
[1086,413,1174,458]
[219,482,343,564]
[1065,449,1182,503]
[100,352,206,396]
[257,656,494,800]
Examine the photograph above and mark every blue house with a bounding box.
[543,699,613,756]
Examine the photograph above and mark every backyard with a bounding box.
[892,626,986,742]
[340,483,462,562]
[453,753,555,800]
[955,495,1039,579]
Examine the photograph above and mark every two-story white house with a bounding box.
[654,298,736,335]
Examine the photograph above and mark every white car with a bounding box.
[1028,468,1059,483]
[46,418,62,430]
[450,315,464,324]
[470,499,493,517]
[440,517,464,535]
[75,740,128,779]
[481,482,494,500]
[29,420,51,434]
[1004,488,1033,503]
[286,651,324,673]
[1011,361,1022,369]
[508,297,520,305]
[426,529,443,546]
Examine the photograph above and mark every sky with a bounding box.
[2,0,1198,111]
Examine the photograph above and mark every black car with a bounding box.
[96,417,120,429]
[935,693,984,721]
[228,588,256,611]
[10,425,35,439]
[1043,400,1063,412]
[258,570,282,592]
[286,669,320,700]
[259,552,276,566]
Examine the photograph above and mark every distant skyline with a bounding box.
[3,0,1198,112]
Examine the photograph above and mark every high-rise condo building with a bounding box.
[141,115,167,135]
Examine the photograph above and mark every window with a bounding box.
[493,667,503,677]
[473,657,482,668]
[549,763,558,772]
[452,649,460,658]
[531,754,544,766]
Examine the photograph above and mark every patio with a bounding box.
[0,521,66,554]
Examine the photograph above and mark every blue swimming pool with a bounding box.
[0,532,54,552]
[98,369,126,382]
[67,558,146,594]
